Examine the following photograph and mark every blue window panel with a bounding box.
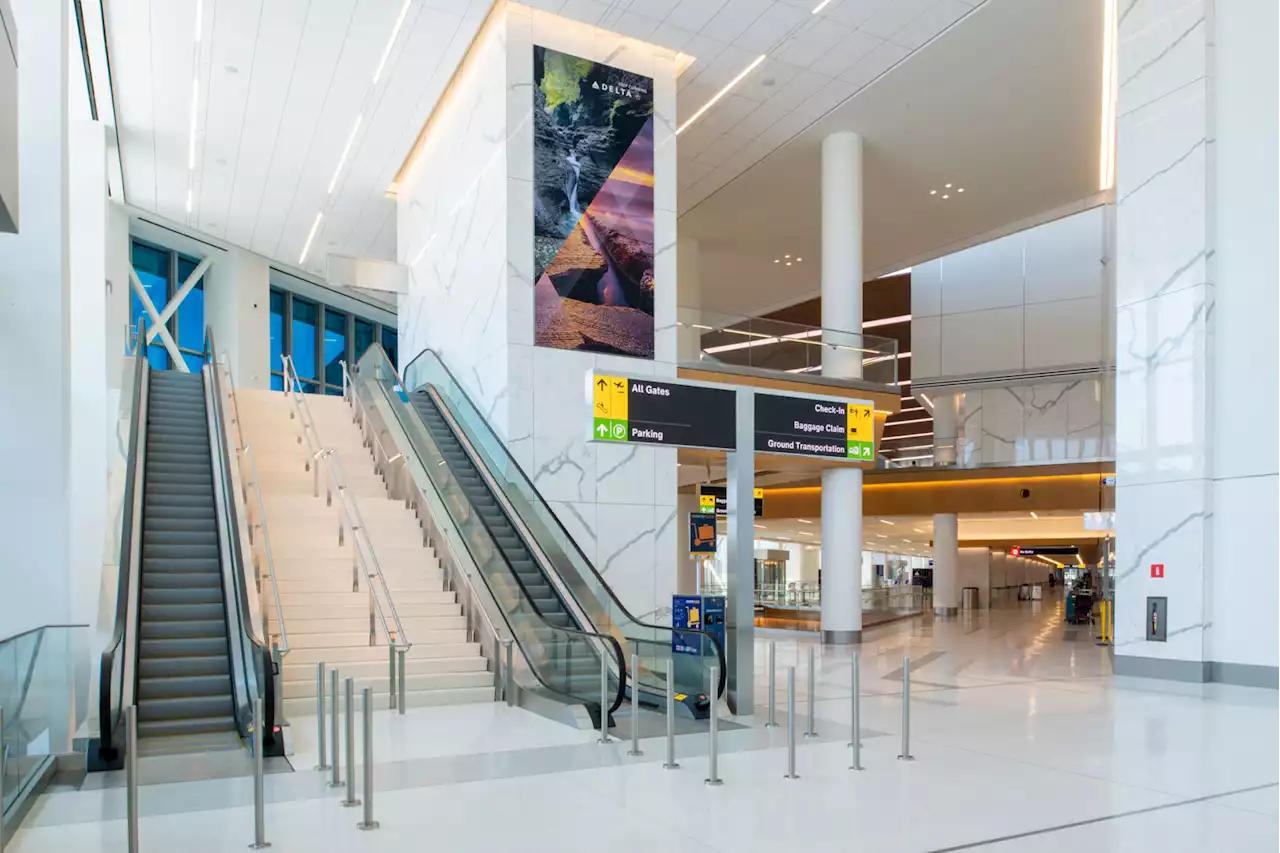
[180,351,204,374]
[381,326,398,371]
[291,298,318,380]
[130,242,169,335]
[300,381,319,395]
[146,344,168,372]
[324,385,343,397]
[270,290,285,375]
[323,308,347,388]
[354,318,374,362]
[176,256,206,351]
[270,373,284,392]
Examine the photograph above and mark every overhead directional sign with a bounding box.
[588,373,737,451]
[754,393,877,461]
[698,485,763,517]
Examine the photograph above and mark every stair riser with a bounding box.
[282,671,492,699]
[282,686,494,717]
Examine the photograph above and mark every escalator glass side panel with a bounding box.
[364,346,725,707]
[351,353,623,714]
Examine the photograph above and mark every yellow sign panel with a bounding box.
[591,375,629,420]
[699,494,716,511]
[753,488,764,499]
[846,403,874,442]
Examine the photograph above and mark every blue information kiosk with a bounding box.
[671,594,726,717]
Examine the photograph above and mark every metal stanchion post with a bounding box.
[849,653,863,771]
[388,646,396,710]
[704,665,722,786]
[897,655,914,761]
[784,667,799,779]
[341,678,360,807]
[126,705,140,853]
[397,650,406,715]
[357,687,379,831]
[627,653,643,757]
[596,654,611,744]
[504,640,514,707]
[0,706,4,853]
[314,663,329,770]
[250,698,270,848]
[662,659,679,769]
[765,641,778,727]
[804,646,818,738]
[328,670,344,788]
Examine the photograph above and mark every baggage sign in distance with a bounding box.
[589,374,736,451]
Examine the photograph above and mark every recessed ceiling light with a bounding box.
[876,533,888,539]
[795,257,802,262]
[812,0,834,13]
[1030,512,1038,518]
[784,254,790,258]
[774,259,780,263]
[785,262,792,266]
[957,187,965,192]
[798,519,813,524]
[945,183,952,188]
[942,194,950,199]
[881,519,895,526]
[930,190,937,195]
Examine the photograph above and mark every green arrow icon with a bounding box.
[596,423,608,437]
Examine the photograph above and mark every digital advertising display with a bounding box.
[533,46,655,358]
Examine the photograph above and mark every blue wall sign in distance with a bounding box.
[689,512,718,554]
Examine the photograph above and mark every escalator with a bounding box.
[134,371,237,745]
[352,346,724,724]
[90,328,278,769]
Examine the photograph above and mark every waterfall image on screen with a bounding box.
[533,46,655,358]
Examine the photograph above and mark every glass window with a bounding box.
[146,346,169,372]
[381,326,398,371]
[270,289,286,375]
[270,373,284,392]
[130,242,168,336]
[354,318,375,362]
[181,351,204,374]
[291,298,318,380]
[175,256,206,352]
[323,308,347,388]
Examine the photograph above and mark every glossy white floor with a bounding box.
[14,596,1278,852]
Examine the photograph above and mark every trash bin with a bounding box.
[961,587,979,610]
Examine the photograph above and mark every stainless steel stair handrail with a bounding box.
[280,355,411,654]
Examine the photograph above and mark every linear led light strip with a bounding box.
[881,432,932,442]
[1099,0,1118,191]
[301,0,413,264]
[186,0,204,215]
[678,54,766,135]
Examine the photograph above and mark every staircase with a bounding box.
[233,388,493,717]
[135,370,238,751]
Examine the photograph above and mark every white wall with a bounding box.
[0,0,71,637]
[398,3,683,622]
[206,248,271,389]
[913,207,1115,467]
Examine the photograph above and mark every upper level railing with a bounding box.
[676,305,900,388]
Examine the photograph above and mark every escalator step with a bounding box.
[143,530,218,546]
[142,586,223,605]
[139,655,230,678]
[142,557,221,573]
[139,602,224,621]
[139,619,228,640]
[142,573,222,590]
[138,674,234,700]
[136,695,234,723]
[140,636,229,659]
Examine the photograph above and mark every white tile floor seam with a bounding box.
[11,595,1277,852]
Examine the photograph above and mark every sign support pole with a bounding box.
[725,387,755,715]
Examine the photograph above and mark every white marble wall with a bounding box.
[913,206,1116,468]
[952,376,1114,466]
[398,14,512,435]
[1113,0,1278,680]
[398,3,683,623]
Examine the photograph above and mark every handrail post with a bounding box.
[849,652,863,771]
[804,646,818,738]
[388,645,397,710]
[397,649,406,715]
[663,659,679,770]
[897,655,914,761]
[504,639,514,707]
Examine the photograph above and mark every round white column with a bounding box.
[932,513,959,616]
[819,131,865,644]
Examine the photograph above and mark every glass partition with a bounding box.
[675,305,900,387]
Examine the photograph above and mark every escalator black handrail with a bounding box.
[96,329,148,760]
[204,329,277,752]
[387,384,626,715]
[401,346,727,700]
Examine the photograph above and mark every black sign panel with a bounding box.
[689,512,718,554]
[697,486,763,517]
[592,375,737,450]
[754,393,850,459]
[1011,546,1080,557]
